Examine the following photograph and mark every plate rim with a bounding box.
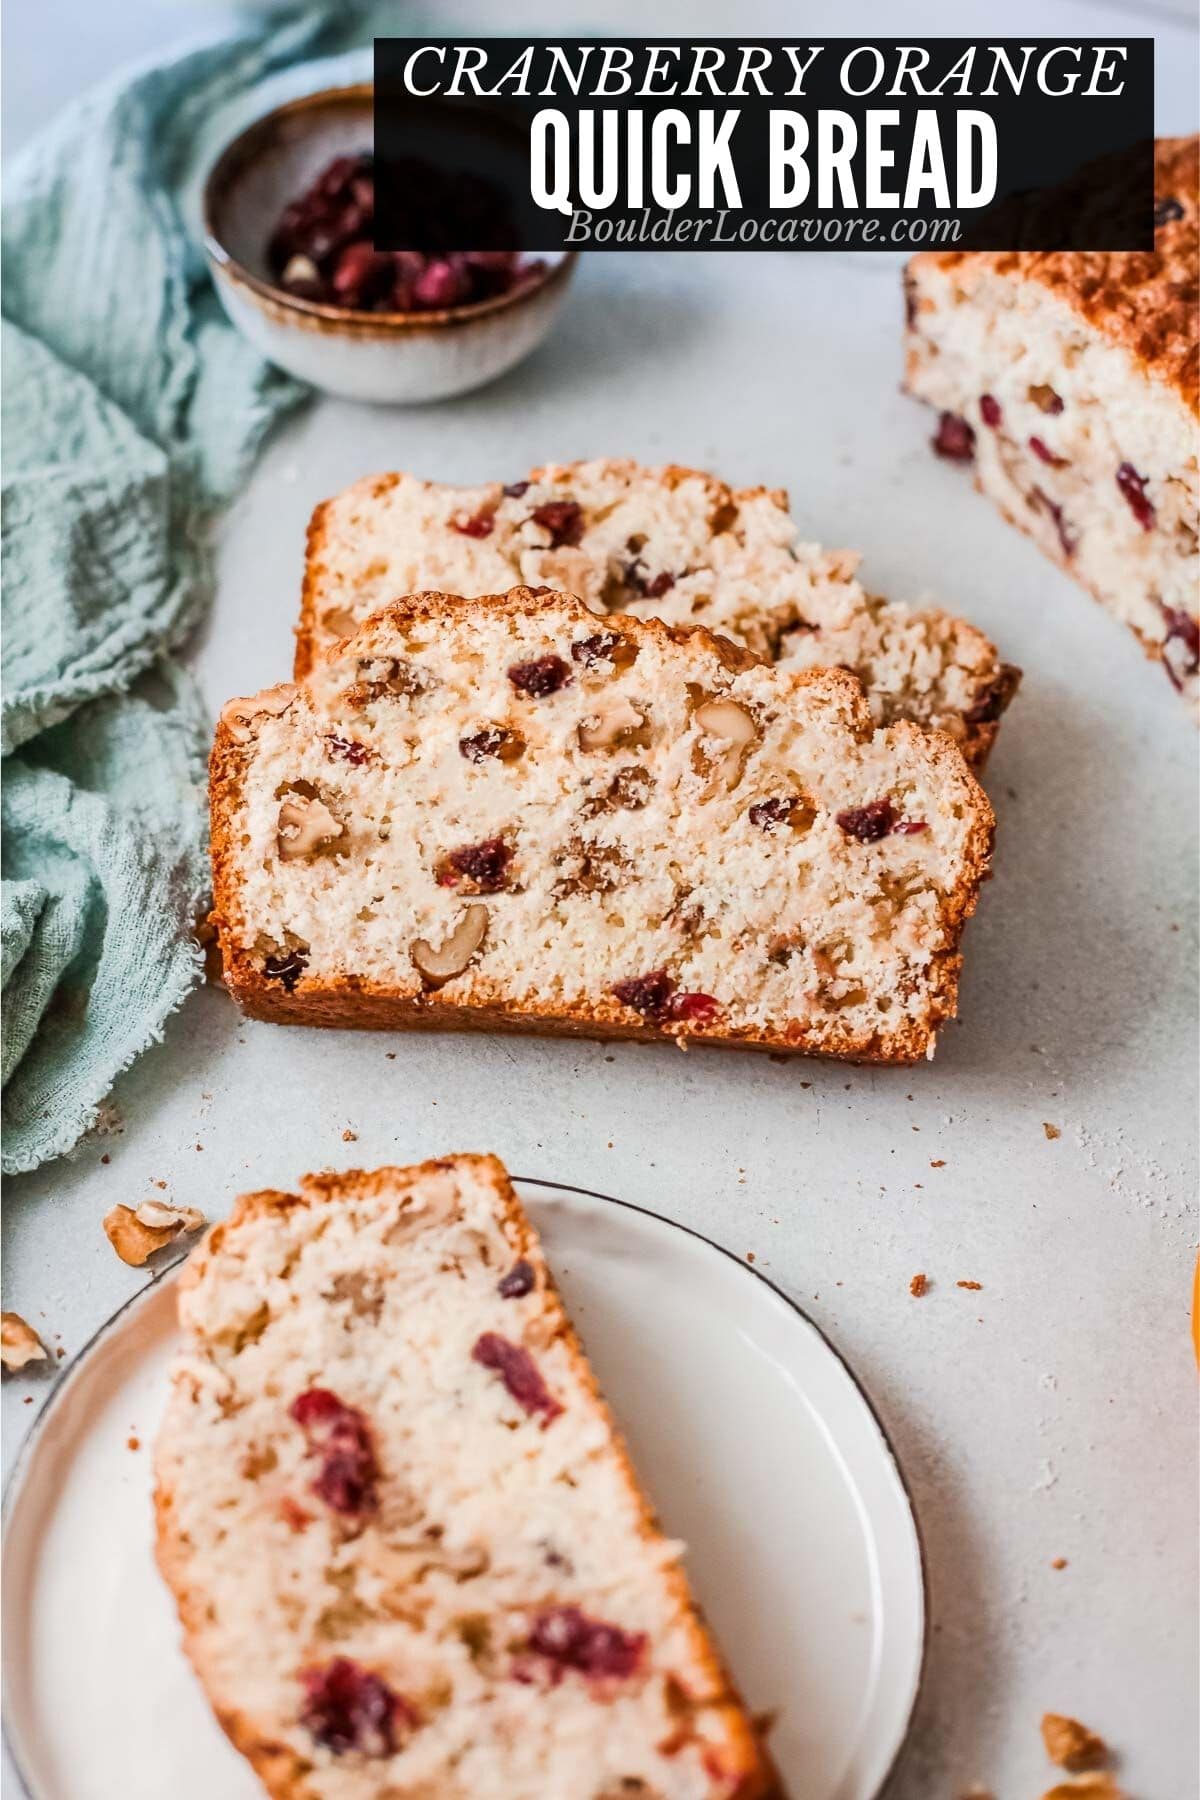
[2,1173,928,1800]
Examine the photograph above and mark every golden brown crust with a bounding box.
[295,497,332,682]
[155,1157,782,1800]
[910,136,1199,416]
[214,587,994,1066]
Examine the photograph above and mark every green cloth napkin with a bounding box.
[0,9,379,1175]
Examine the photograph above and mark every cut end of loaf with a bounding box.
[154,1154,779,1800]
[904,141,1199,715]
[211,587,994,1064]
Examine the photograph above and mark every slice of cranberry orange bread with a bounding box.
[155,1155,780,1800]
[298,458,1018,765]
[211,588,993,1063]
[904,136,1199,714]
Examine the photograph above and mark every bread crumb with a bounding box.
[127,1435,141,1452]
[1044,1122,1062,1140]
[100,1153,111,1165]
[957,1279,983,1290]
[1051,1556,1069,1570]
[1041,1713,1108,1771]
[930,1159,946,1168]
[910,1273,928,1297]
[746,1251,756,1263]
[342,1128,358,1142]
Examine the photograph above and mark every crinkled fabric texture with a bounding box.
[0,9,380,1175]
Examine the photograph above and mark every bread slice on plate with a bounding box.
[297,458,1019,765]
[210,587,993,1064]
[154,1154,781,1799]
[904,135,1199,714]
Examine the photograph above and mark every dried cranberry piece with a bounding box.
[1154,195,1185,227]
[498,1260,535,1299]
[892,820,929,835]
[1031,487,1078,558]
[441,838,512,893]
[503,480,531,499]
[836,800,896,843]
[508,655,571,697]
[317,154,368,200]
[263,947,309,991]
[979,393,1002,428]
[670,992,720,1025]
[528,1607,646,1680]
[529,500,584,549]
[300,1659,415,1756]
[1116,462,1155,530]
[611,970,676,1019]
[451,508,495,539]
[289,1388,379,1518]
[472,1332,563,1423]
[748,797,795,832]
[325,734,371,765]
[932,412,975,461]
[1161,606,1200,690]
[1029,436,1068,468]
[459,727,521,763]
[331,242,392,307]
[413,257,473,309]
[571,631,637,671]
[461,249,518,275]
[623,560,676,599]
[903,272,917,330]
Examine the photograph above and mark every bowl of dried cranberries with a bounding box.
[202,84,577,404]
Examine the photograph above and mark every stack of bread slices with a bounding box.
[211,457,1009,1065]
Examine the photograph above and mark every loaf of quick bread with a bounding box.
[211,588,993,1063]
[298,458,1019,764]
[155,1155,780,1800]
[905,136,1199,714]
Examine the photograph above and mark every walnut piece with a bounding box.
[411,905,488,988]
[693,697,758,791]
[1,1311,49,1372]
[578,694,648,751]
[1039,1778,1124,1800]
[322,606,359,640]
[104,1201,207,1267]
[1041,1714,1108,1772]
[277,793,345,861]
[221,683,298,745]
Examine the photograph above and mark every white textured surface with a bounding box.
[3,3,1198,1798]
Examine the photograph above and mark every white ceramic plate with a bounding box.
[2,1179,925,1799]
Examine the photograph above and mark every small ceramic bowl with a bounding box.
[202,84,577,405]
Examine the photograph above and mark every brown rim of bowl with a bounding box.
[201,81,578,333]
